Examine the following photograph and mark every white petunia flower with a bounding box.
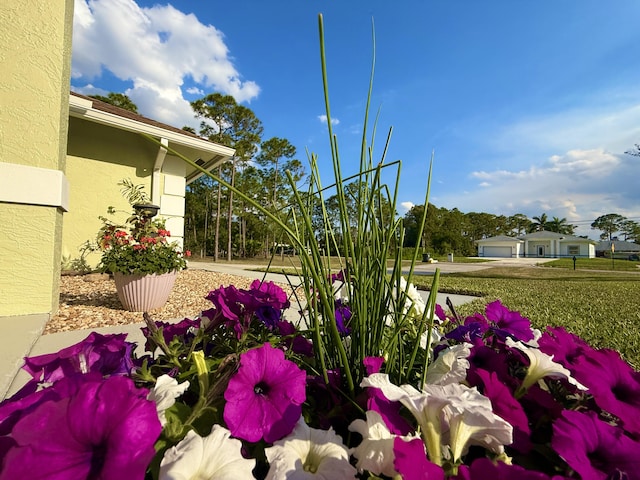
[349,410,407,477]
[444,384,513,462]
[506,337,588,391]
[361,373,513,466]
[420,326,442,350]
[159,425,255,480]
[265,418,357,479]
[147,374,190,426]
[425,343,471,385]
[395,277,426,320]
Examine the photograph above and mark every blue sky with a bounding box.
[71,0,640,237]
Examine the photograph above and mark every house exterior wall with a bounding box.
[558,243,594,258]
[159,156,187,248]
[525,241,594,258]
[0,0,74,316]
[64,117,155,269]
[477,241,522,258]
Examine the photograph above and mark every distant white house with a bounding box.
[595,240,640,258]
[476,231,596,258]
[475,235,524,258]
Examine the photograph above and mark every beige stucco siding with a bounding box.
[0,1,73,170]
[64,117,156,268]
[0,206,63,315]
[0,0,74,316]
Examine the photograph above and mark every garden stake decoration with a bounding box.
[2,14,640,480]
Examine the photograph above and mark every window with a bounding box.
[567,245,579,255]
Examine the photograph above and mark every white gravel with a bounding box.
[46,269,289,334]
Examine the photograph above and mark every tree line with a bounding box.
[402,207,640,256]
[93,93,640,258]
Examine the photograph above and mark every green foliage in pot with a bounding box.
[97,183,190,275]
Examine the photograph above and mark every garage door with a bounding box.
[483,246,512,258]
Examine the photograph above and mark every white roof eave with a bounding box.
[68,94,235,160]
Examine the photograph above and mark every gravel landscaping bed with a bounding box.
[46,269,285,335]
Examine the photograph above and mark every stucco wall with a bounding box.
[159,155,186,248]
[0,0,74,316]
[64,117,155,269]
[0,206,63,315]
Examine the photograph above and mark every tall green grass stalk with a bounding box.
[141,13,439,398]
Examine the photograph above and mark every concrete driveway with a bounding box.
[411,256,557,274]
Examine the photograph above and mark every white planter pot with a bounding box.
[113,271,178,312]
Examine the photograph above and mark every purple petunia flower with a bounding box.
[141,318,200,351]
[249,279,290,311]
[223,343,306,443]
[393,437,444,480]
[206,284,246,322]
[249,281,289,329]
[276,321,313,357]
[472,369,532,453]
[330,270,345,283]
[205,282,290,337]
[455,457,553,480]
[552,410,640,480]
[484,300,534,342]
[446,319,489,343]
[255,305,282,329]
[447,301,535,344]
[21,332,135,385]
[334,299,352,335]
[537,326,594,369]
[206,285,257,337]
[571,348,640,436]
[0,374,161,480]
[363,356,385,375]
[466,342,516,390]
[362,357,413,435]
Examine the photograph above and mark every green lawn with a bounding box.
[544,256,640,271]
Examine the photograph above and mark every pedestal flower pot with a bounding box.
[113,271,178,312]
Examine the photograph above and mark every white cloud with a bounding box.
[71,0,260,129]
[318,114,340,125]
[71,83,108,96]
[400,201,414,212]
[186,87,204,95]
[436,148,640,238]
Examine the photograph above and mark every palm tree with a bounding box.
[529,213,548,232]
[546,216,576,235]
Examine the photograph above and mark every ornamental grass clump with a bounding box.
[2,13,640,480]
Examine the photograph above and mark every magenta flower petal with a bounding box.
[538,326,594,369]
[474,369,530,434]
[363,356,385,375]
[1,375,160,480]
[484,300,534,342]
[572,349,640,436]
[22,332,135,383]
[367,389,414,436]
[249,279,290,311]
[224,343,306,443]
[141,318,199,351]
[552,410,640,480]
[456,458,553,480]
[393,437,444,480]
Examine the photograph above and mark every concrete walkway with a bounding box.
[3,261,482,399]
